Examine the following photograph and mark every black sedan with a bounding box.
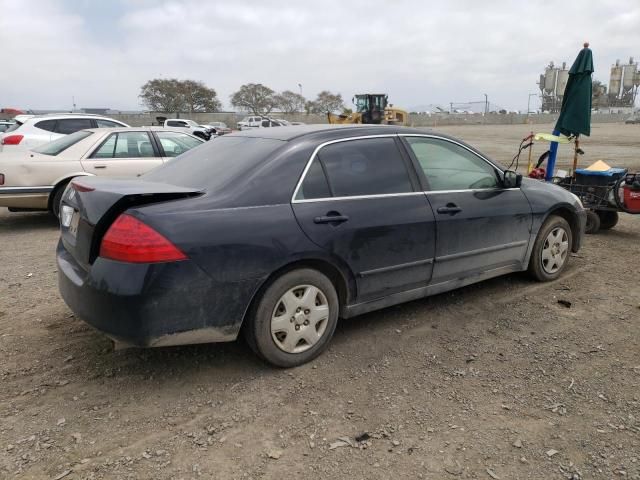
[57,125,586,367]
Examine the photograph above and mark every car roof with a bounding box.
[82,127,201,135]
[229,124,433,141]
[24,113,123,122]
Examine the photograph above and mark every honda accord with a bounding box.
[57,125,586,367]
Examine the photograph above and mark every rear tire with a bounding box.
[585,210,601,234]
[596,210,618,230]
[244,269,339,368]
[528,215,573,282]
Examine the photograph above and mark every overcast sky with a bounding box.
[1,0,638,112]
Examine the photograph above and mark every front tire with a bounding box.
[244,269,339,367]
[528,215,573,282]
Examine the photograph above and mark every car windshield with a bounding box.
[143,136,284,191]
[185,120,199,127]
[32,130,93,156]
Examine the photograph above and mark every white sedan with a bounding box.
[0,127,204,216]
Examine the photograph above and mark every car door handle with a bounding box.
[314,213,349,224]
[93,165,107,169]
[437,203,462,215]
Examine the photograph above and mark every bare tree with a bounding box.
[230,83,277,115]
[139,78,221,112]
[274,90,306,114]
[309,91,345,114]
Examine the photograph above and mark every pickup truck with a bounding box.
[163,119,211,140]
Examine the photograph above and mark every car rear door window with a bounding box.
[297,159,331,200]
[55,118,93,135]
[34,119,58,132]
[316,137,413,197]
[406,137,499,191]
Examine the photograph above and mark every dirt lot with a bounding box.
[1,123,639,480]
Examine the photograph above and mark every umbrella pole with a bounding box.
[572,135,580,178]
[545,129,560,181]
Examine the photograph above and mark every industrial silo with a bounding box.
[623,58,637,90]
[556,62,569,97]
[609,60,623,99]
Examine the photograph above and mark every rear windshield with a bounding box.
[4,121,22,133]
[32,130,93,156]
[143,136,284,190]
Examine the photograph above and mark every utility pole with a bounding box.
[298,83,303,96]
[484,93,488,114]
[527,93,538,115]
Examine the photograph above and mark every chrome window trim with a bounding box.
[291,134,400,204]
[291,133,511,204]
[424,187,521,195]
[293,192,425,204]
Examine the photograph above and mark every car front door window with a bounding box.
[155,131,203,158]
[406,137,498,191]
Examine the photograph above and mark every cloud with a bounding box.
[1,0,639,111]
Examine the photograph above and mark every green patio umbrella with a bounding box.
[555,43,593,137]
[553,43,594,174]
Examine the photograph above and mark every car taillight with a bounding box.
[99,214,187,263]
[1,134,23,145]
[0,174,4,185]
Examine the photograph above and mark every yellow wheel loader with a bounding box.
[327,93,409,126]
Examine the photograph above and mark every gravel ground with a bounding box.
[0,123,639,479]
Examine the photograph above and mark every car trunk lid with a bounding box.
[60,177,201,270]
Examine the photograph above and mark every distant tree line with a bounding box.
[139,79,345,115]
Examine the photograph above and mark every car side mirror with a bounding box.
[503,170,522,188]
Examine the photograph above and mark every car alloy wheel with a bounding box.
[270,285,329,354]
[541,226,569,274]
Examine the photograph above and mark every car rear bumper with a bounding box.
[57,241,261,348]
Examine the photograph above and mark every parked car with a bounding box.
[57,125,586,367]
[237,115,263,130]
[0,113,130,153]
[237,116,287,130]
[205,122,232,135]
[625,115,639,124]
[163,119,211,140]
[0,127,203,216]
[0,120,15,133]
